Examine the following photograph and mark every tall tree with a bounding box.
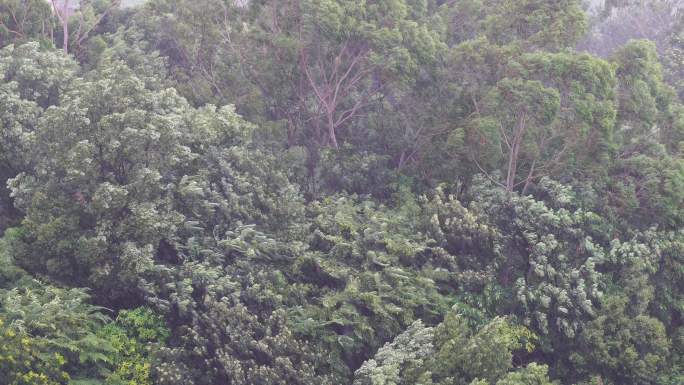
[0,0,55,47]
[7,58,196,306]
[473,78,560,193]
[295,0,444,148]
[50,0,121,55]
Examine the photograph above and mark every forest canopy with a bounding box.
[0,1,683,385]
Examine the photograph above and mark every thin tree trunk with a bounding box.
[62,0,69,53]
[327,112,338,148]
[505,112,526,193]
[521,159,537,195]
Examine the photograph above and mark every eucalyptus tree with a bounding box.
[0,0,55,48]
[459,51,616,193]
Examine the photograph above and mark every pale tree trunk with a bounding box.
[521,159,537,195]
[62,4,68,54]
[327,111,338,148]
[505,112,527,193]
[50,0,69,53]
[51,0,121,55]
[300,42,373,151]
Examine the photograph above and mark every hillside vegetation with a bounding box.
[0,1,683,384]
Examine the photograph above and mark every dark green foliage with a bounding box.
[0,0,55,49]
[154,301,324,385]
[291,194,456,380]
[447,0,587,50]
[571,294,670,385]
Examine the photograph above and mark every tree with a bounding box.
[98,307,169,385]
[578,0,682,57]
[154,299,325,385]
[0,318,69,385]
[613,40,670,140]
[292,194,453,380]
[0,0,56,48]
[133,0,445,151]
[492,363,555,385]
[416,2,606,192]
[50,0,122,55]
[482,0,587,51]
[464,49,617,194]
[0,43,77,230]
[2,1,684,385]
[664,15,684,100]
[0,284,114,383]
[518,51,618,173]
[352,320,435,385]
[353,309,545,385]
[473,78,561,193]
[7,59,196,306]
[447,0,587,50]
[0,249,167,385]
[124,0,248,107]
[571,295,670,385]
[417,178,607,342]
[294,0,444,148]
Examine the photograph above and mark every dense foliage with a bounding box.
[0,0,683,384]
